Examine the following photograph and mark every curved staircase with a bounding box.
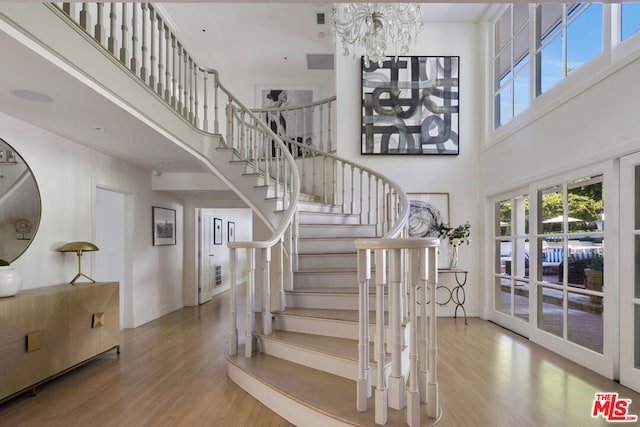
[30,4,443,425]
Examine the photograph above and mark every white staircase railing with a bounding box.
[253,99,409,236]
[51,3,434,425]
[252,96,337,154]
[52,2,300,358]
[355,238,441,426]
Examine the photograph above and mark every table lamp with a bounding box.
[58,241,99,284]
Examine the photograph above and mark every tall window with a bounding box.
[535,3,603,96]
[493,3,607,129]
[494,4,530,128]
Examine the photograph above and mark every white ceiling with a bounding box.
[0,3,491,200]
[159,3,491,77]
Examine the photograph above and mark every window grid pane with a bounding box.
[514,66,530,116]
[494,4,530,129]
[540,33,564,93]
[622,3,640,41]
[538,285,564,338]
[566,4,602,75]
[567,290,603,353]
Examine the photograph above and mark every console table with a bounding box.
[0,281,120,403]
[436,268,469,324]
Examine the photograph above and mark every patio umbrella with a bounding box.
[543,215,584,223]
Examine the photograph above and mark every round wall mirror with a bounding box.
[0,137,41,264]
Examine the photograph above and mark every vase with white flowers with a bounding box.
[438,221,471,269]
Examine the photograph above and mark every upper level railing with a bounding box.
[51,2,300,357]
[253,101,410,240]
[252,96,336,154]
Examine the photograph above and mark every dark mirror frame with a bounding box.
[0,137,42,264]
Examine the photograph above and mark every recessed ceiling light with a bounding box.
[93,127,105,132]
[11,89,53,103]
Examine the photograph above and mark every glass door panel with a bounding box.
[514,278,530,322]
[567,290,603,353]
[538,285,564,338]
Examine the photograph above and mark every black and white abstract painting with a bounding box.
[362,56,459,155]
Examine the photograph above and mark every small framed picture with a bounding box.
[214,218,223,245]
[228,221,235,242]
[407,192,450,238]
[153,206,176,246]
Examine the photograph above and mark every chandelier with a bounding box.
[331,3,423,68]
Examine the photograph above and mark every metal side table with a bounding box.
[437,268,469,325]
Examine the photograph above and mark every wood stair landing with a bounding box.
[227,348,439,427]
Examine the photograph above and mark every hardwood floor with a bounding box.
[1,289,638,426]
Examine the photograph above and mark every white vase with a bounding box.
[0,265,23,297]
[449,245,459,269]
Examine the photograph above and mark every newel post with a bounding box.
[356,247,371,412]
[427,246,439,418]
[245,247,256,357]
[228,247,238,356]
[262,247,272,335]
[388,247,405,410]
[406,247,421,427]
[374,248,388,425]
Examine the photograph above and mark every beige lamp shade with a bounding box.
[58,241,99,284]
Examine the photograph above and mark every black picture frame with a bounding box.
[214,217,223,245]
[227,221,235,242]
[361,56,460,155]
[153,206,176,246]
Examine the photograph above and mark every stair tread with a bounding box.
[298,236,361,241]
[274,307,403,326]
[227,350,432,427]
[298,252,356,257]
[299,223,375,228]
[296,269,356,274]
[286,286,365,295]
[261,330,393,365]
[298,210,359,217]
[262,330,359,361]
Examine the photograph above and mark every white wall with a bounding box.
[182,199,252,306]
[335,22,485,317]
[481,52,640,196]
[0,111,184,328]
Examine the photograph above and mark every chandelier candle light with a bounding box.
[331,3,424,67]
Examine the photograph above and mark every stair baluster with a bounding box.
[50,4,443,423]
[354,238,440,425]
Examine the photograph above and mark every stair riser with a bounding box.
[298,225,377,239]
[298,213,360,225]
[297,254,357,270]
[273,315,410,346]
[294,271,358,287]
[298,202,343,214]
[298,239,355,254]
[286,292,386,311]
[257,337,392,387]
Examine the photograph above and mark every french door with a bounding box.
[492,162,616,378]
[620,152,640,390]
